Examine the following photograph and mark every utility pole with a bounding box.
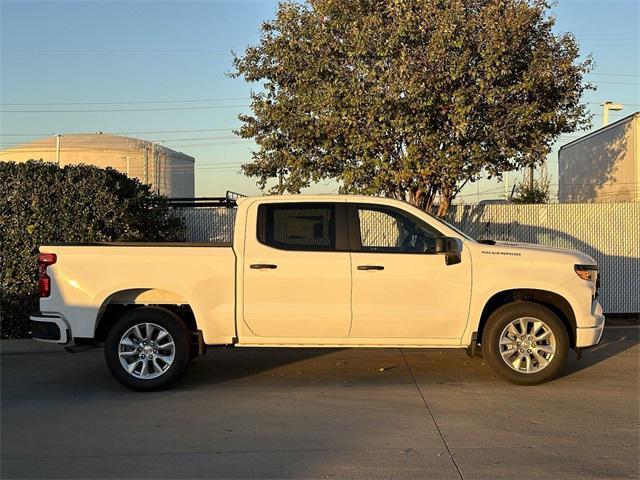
[529,164,534,192]
[278,169,284,195]
[151,143,156,193]
[143,148,148,184]
[152,143,160,194]
[55,134,63,165]
[504,172,510,200]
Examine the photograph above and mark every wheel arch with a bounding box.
[477,289,577,348]
[94,288,198,342]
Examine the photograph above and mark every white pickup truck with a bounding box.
[31,195,604,390]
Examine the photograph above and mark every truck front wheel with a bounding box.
[482,302,569,385]
[105,307,192,391]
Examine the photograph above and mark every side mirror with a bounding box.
[435,237,462,265]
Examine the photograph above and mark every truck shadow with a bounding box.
[176,327,638,388]
[181,347,344,388]
[560,325,639,379]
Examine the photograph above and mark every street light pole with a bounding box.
[601,101,623,126]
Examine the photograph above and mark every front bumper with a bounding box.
[575,302,605,348]
[30,313,70,344]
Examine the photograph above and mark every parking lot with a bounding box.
[1,326,638,479]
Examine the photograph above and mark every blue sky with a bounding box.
[1,0,638,200]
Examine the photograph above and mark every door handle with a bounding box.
[357,265,384,271]
[250,263,278,270]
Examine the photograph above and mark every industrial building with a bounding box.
[558,112,639,202]
[0,133,195,198]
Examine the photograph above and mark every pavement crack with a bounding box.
[400,349,465,480]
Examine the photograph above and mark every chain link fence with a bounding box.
[172,207,236,243]
[445,202,639,314]
[172,202,639,313]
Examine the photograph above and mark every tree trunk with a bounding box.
[436,187,453,218]
[405,186,436,212]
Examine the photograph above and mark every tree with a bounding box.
[232,0,592,215]
[512,164,551,203]
[0,160,184,338]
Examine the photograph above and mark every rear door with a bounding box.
[242,201,352,339]
[348,203,472,343]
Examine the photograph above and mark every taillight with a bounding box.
[38,253,57,297]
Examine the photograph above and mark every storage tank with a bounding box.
[0,133,195,198]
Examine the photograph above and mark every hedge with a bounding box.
[0,160,184,338]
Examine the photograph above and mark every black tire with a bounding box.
[105,306,192,391]
[482,301,569,386]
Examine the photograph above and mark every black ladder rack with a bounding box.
[168,191,245,208]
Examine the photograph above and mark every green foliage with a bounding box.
[232,0,593,215]
[512,166,551,204]
[0,160,184,338]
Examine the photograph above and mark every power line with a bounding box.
[0,48,233,54]
[0,135,247,146]
[0,104,250,114]
[0,97,250,106]
[158,136,245,142]
[587,102,640,107]
[0,75,637,110]
[0,128,238,137]
[126,163,245,172]
[163,141,252,148]
[587,72,640,77]
[0,140,251,149]
[0,135,246,145]
[585,81,640,86]
[580,44,640,47]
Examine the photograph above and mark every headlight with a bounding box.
[575,264,598,282]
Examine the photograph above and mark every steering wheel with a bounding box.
[401,233,427,251]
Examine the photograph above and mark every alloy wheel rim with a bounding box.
[118,323,175,379]
[498,317,556,374]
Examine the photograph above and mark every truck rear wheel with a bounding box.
[105,307,191,391]
[482,301,569,385]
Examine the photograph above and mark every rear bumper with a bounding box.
[575,302,605,348]
[30,313,70,344]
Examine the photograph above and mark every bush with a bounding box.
[0,160,184,338]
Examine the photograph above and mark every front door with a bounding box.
[242,201,352,339]
[349,203,472,343]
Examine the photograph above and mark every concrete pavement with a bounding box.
[1,327,638,479]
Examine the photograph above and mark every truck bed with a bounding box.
[38,244,237,344]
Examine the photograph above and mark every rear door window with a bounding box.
[258,203,336,251]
